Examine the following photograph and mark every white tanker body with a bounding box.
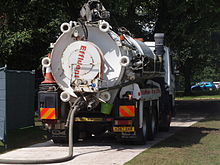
[38,0,175,144]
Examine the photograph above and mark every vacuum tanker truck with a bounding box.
[38,0,175,144]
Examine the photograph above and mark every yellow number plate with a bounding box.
[75,117,103,122]
[113,127,135,132]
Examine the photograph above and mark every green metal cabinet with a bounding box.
[0,67,35,142]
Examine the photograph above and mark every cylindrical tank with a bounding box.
[49,21,161,103]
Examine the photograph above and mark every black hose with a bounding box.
[0,99,81,164]
[65,97,81,127]
[78,18,88,40]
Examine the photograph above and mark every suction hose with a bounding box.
[0,98,81,164]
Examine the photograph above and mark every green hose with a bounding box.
[0,99,80,164]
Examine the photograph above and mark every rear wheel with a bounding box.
[147,106,157,140]
[153,77,172,132]
[51,129,68,144]
[136,114,147,144]
[159,111,171,132]
[52,136,68,144]
[159,91,172,132]
[51,126,79,144]
[135,101,147,144]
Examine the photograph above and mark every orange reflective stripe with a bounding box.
[40,108,49,117]
[47,110,56,119]
[119,108,130,117]
[43,109,52,118]
[40,108,56,119]
[123,106,135,116]
[119,106,135,117]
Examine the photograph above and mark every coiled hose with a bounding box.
[0,98,81,164]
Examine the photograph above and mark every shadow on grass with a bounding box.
[0,127,48,154]
[175,100,220,115]
[153,126,219,149]
[151,99,220,149]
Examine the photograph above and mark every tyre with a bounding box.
[159,99,172,132]
[164,93,172,131]
[159,108,171,132]
[52,126,79,144]
[147,107,157,140]
[136,116,147,144]
[52,136,68,144]
[153,77,172,132]
[159,90,172,132]
[170,95,176,117]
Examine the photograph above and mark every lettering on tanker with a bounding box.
[141,88,161,95]
[75,45,86,78]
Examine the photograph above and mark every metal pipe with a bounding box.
[154,33,165,71]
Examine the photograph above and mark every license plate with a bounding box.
[113,126,135,132]
[75,117,103,122]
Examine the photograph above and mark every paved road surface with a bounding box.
[0,100,219,165]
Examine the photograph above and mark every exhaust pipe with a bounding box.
[154,33,165,71]
[154,33,165,57]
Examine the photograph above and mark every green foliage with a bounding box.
[0,30,32,56]
[160,0,220,94]
[193,66,220,82]
[0,0,69,70]
[102,0,159,39]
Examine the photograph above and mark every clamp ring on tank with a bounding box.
[99,20,110,33]
[120,56,130,67]
[99,91,111,102]
[42,57,51,68]
[60,22,72,33]
[60,91,71,102]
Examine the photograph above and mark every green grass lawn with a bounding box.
[125,114,220,165]
[175,90,220,100]
[0,126,48,154]
[176,95,220,100]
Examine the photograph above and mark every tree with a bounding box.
[156,0,220,94]
[0,0,69,70]
[103,0,159,40]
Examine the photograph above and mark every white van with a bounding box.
[213,82,220,89]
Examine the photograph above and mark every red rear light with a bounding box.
[42,119,57,124]
[106,118,113,121]
[114,120,132,125]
